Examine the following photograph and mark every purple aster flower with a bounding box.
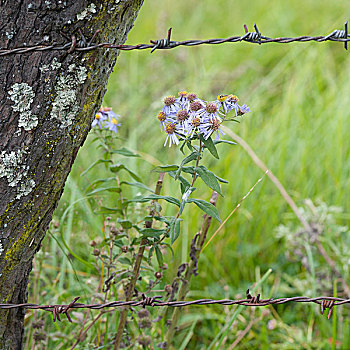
[92,112,107,129]
[216,94,240,115]
[198,102,223,122]
[176,91,191,110]
[186,113,203,137]
[164,122,180,147]
[189,99,205,115]
[104,114,121,134]
[186,92,199,102]
[199,117,225,140]
[175,91,203,111]
[175,109,191,134]
[101,107,116,119]
[157,111,174,131]
[237,104,250,115]
[162,95,181,116]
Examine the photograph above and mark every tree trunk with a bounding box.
[0,1,143,348]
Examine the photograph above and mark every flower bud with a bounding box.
[110,225,119,235]
[155,271,162,279]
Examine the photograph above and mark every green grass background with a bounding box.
[27,0,350,348]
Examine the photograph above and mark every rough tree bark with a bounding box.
[0,1,143,348]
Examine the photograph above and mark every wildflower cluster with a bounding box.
[157,91,249,147]
[91,107,120,134]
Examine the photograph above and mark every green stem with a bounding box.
[165,191,219,348]
[190,140,202,187]
[114,173,165,350]
[158,145,203,246]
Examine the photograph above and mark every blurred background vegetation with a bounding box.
[25,0,350,348]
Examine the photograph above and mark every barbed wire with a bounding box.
[0,21,349,57]
[0,290,346,322]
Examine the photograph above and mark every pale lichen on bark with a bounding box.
[8,83,38,131]
[77,3,97,20]
[0,149,36,200]
[39,57,62,73]
[50,64,87,128]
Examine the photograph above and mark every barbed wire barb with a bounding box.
[1,21,349,57]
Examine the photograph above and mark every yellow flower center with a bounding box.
[95,113,101,120]
[157,111,166,121]
[191,117,201,127]
[178,91,188,97]
[217,95,228,102]
[165,123,176,134]
[229,95,239,102]
[111,118,118,125]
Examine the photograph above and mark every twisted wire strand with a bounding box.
[0,293,346,323]
[0,21,349,57]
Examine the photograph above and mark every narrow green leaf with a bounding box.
[175,152,201,179]
[140,228,167,237]
[80,159,112,177]
[153,164,179,173]
[179,320,198,350]
[195,165,223,196]
[180,140,187,155]
[118,257,132,265]
[128,194,180,207]
[120,181,153,192]
[155,246,164,267]
[110,163,142,182]
[85,177,116,192]
[180,183,186,194]
[181,152,200,166]
[114,239,125,248]
[152,216,174,225]
[111,147,140,157]
[94,207,123,215]
[200,134,219,159]
[214,140,237,146]
[182,166,196,175]
[188,198,221,222]
[169,171,191,194]
[179,187,196,215]
[86,186,121,196]
[169,217,182,244]
[215,175,229,184]
[149,246,155,260]
[117,219,133,229]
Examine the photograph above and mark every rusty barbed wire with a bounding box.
[0,21,349,57]
[0,290,346,323]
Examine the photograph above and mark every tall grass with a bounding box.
[27,0,350,348]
